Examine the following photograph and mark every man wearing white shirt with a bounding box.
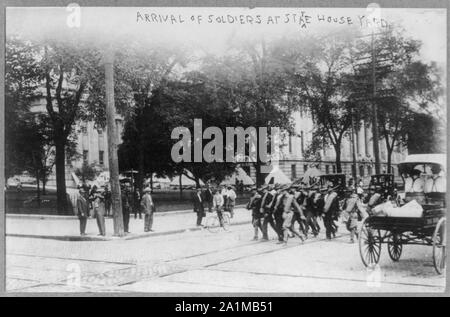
[226,185,237,218]
[425,165,446,193]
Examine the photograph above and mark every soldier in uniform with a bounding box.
[322,184,340,240]
[300,184,320,238]
[272,184,287,243]
[342,192,368,243]
[277,185,305,245]
[247,187,263,240]
[260,185,279,241]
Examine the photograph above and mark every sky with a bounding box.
[6,6,446,65]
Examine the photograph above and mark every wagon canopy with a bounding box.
[398,154,446,174]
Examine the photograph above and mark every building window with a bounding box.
[325,165,330,174]
[83,150,88,162]
[304,164,308,172]
[332,165,336,173]
[359,165,365,177]
[97,128,103,135]
[288,134,293,154]
[291,164,297,180]
[99,151,104,165]
[66,155,71,165]
[300,131,305,156]
[367,165,372,176]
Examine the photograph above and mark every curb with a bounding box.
[6,220,252,242]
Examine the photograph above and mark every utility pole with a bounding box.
[103,48,124,237]
[371,31,381,174]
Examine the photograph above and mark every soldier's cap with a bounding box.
[143,187,152,193]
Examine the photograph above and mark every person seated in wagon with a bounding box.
[424,164,446,193]
[404,167,425,193]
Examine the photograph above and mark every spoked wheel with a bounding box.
[432,217,446,275]
[205,215,220,233]
[359,218,382,267]
[387,233,403,262]
[222,213,231,231]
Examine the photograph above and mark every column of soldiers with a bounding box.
[247,182,356,245]
[76,183,153,236]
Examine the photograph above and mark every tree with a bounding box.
[293,33,362,172]
[74,161,99,185]
[5,36,42,179]
[355,30,445,169]
[112,42,187,196]
[197,38,299,185]
[37,39,103,213]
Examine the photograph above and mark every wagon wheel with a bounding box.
[359,218,382,267]
[387,233,403,262]
[432,217,446,275]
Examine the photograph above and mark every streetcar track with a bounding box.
[7,252,137,266]
[203,267,444,290]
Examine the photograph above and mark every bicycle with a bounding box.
[205,209,231,233]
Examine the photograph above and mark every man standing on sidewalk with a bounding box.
[76,188,89,236]
[121,185,131,233]
[226,185,237,218]
[141,187,155,232]
[193,187,205,226]
[93,190,106,236]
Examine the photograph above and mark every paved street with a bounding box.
[6,209,446,293]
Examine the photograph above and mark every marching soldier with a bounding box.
[247,187,264,240]
[322,184,340,240]
[260,185,279,241]
[343,192,368,243]
[277,185,305,245]
[272,184,287,243]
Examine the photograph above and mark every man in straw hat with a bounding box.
[141,187,155,232]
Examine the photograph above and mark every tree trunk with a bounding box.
[334,144,342,173]
[179,173,183,199]
[36,169,41,208]
[41,173,47,195]
[55,136,68,214]
[387,146,393,173]
[150,172,153,191]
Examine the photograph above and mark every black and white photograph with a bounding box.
[1,1,448,295]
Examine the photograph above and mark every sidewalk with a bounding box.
[6,206,252,241]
